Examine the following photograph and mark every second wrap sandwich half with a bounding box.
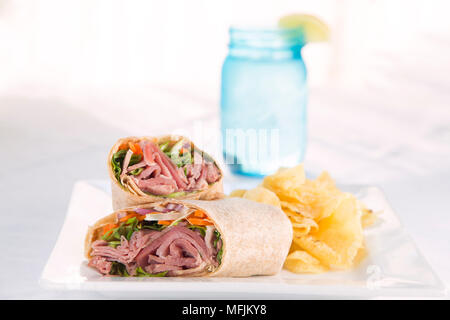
[108,135,224,210]
[85,198,293,277]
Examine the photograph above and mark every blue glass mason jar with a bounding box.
[220,27,307,176]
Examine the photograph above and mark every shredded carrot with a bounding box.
[188,211,212,225]
[193,210,206,218]
[103,212,150,236]
[119,212,146,223]
[158,220,173,225]
[119,213,135,223]
[102,223,118,236]
[118,143,128,151]
[129,142,143,155]
[187,217,214,226]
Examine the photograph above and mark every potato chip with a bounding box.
[229,164,370,274]
[243,187,281,208]
[293,194,364,269]
[284,250,328,274]
[268,170,341,221]
[262,164,306,199]
[280,198,339,221]
[280,201,314,219]
[314,171,336,189]
[229,189,247,198]
[284,208,318,235]
[353,246,368,266]
[288,238,302,254]
[293,235,340,267]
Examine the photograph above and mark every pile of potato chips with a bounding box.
[230,164,375,273]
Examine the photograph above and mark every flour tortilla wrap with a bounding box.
[85,198,293,277]
[108,135,224,211]
[185,198,293,277]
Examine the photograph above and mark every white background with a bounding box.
[0,0,449,298]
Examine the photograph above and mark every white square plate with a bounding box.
[40,179,446,299]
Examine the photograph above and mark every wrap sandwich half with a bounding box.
[108,135,223,210]
[85,198,293,277]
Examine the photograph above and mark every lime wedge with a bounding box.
[278,14,330,43]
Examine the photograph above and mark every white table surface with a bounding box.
[1,84,449,299]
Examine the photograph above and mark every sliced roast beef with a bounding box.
[119,150,134,182]
[204,226,215,254]
[131,162,155,176]
[194,164,209,190]
[146,264,182,274]
[90,224,218,277]
[134,176,177,195]
[157,152,188,187]
[185,152,203,179]
[90,229,161,275]
[147,240,201,268]
[143,142,172,177]
[205,163,221,184]
[121,140,220,195]
[135,165,161,180]
[135,225,210,267]
[88,256,112,275]
[169,261,208,276]
[147,142,188,188]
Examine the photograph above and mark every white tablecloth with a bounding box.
[0,84,449,299]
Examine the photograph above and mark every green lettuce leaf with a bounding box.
[102,216,140,242]
[141,221,166,231]
[169,140,192,167]
[129,153,142,166]
[159,141,170,152]
[111,149,127,182]
[136,267,168,277]
[110,262,129,276]
[108,241,121,248]
[111,150,142,183]
[188,225,206,237]
[130,167,144,176]
[165,191,187,198]
[213,229,221,248]
[213,229,223,264]
[216,247,223,265]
